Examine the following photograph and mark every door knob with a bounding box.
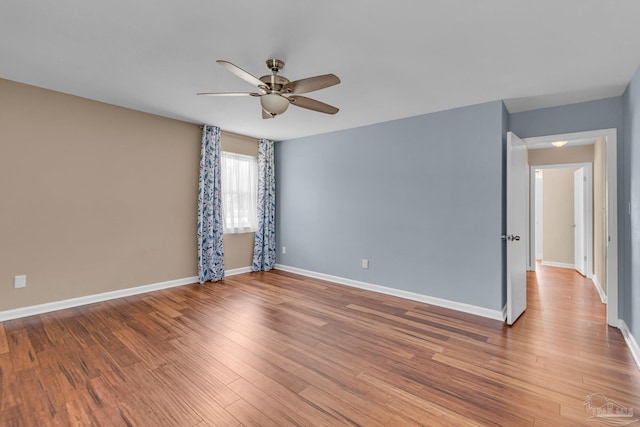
[501,234,521,241]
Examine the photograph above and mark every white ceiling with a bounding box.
[2,1,640,141]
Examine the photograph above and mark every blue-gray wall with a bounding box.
[510,96,627,328]
[623,67,640,338]
[276,101,505,311]
[275,89,638,326]
[509,97,623,139]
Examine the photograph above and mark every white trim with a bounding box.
[274,264,504,321]
[525,129,611,150]
[604,129,618,326]
[540,261,575,269]
[501,304,507,321]
[0,276,198,322]
[581,165,593,279]
[225,266,253,276]
[618,320,640,371]
[0,266,259,322]
[591,275,607,304]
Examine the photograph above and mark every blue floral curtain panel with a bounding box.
[197,125,225,283]
[252,139,276,271]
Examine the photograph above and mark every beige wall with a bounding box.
[221,131,258,270]
[542,168,576,265]
[593,137,607,294]
[529,144,600,271]
[528,144,594,166]
[0,80,261,312]
[1,79,202,312]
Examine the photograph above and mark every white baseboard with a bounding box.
[541,260,575,269]
[502,304,508,321]
[0,276,199,322]
[274,264,504,321]
[591,275,607,304]
[225,266,253,276]
[618,320,640,371]
[0,265,259,322]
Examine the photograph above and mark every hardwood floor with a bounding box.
[1,264,639,426]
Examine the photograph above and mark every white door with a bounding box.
[506,132,529,325]
[574,168,586,276]
[535,171,543,260]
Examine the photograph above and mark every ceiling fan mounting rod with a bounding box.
[269,76,281,94]
[266,58,284,73]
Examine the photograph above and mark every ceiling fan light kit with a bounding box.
[260,93,289,115]
[198,59,340,119]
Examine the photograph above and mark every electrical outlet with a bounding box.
[282,246,287,254]
[14,275,26,289]
[362,259,369,269]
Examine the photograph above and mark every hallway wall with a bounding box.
[541,168,577,266]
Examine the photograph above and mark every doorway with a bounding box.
[523,129,618,327]
[531,163,593,277]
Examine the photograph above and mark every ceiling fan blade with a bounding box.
[262,109,274,119]
[289,96,339,114]
[283,74,340,94]
[197,92,260,96]
[217,60,267,89]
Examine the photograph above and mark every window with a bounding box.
[221,151,258,233]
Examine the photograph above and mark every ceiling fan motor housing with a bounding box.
[260,74,289,92]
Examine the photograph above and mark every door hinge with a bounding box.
[584,255,587,261]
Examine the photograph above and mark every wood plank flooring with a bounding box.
[1,264,639,426]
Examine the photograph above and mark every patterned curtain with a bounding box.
[197,125,225,283]
[252,139,276,271]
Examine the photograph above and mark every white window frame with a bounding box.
[221,151,258,234]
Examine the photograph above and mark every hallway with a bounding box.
[501,262,640,423]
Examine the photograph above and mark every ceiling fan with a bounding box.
[198,59,340,119]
